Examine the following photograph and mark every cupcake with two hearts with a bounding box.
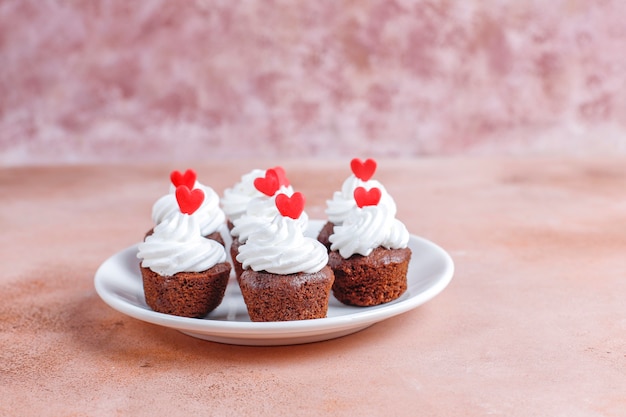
[317,158,397,250]
[149,169,226,245]
[137,185,232,318]
[229,167,308,280]
[327,166,412,307]
[236,192,334,322]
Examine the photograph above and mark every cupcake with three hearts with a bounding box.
[236,192,334,322]
[137,185,232,318]
[150,169,226,245]
[328,179,412,307]
[317,158,396,250]
[221,166,289,231]
[229,167,308,280]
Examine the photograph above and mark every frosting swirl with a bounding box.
[152,181,225,237]
[137,212,227,276]
[221,169,266,223]
[325,175,397,225]
[236,215,328,274]
[230,186,307,242]
[329,203,409,258]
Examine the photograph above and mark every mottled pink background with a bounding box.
[2,0,626,165]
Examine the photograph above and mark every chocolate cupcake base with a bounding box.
[239,266,335,322]
[328,247,411,307]
[140,262,231,318]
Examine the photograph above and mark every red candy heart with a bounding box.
[170,169,197,189]
[354,186,381,208]
[271,166,290,187]
[175,185,205,215]
[275,192,305,219]
[350,158,377,181]
[254,168,281,197]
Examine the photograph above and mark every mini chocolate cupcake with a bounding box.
[137,185,231,318]
[328,179,411,307]
[236,192,334,322]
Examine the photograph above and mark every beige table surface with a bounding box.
[1,158,624,416]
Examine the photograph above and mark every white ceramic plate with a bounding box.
[94,220,454,346]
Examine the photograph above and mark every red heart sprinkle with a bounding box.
[354,187,381,208]
[350,158,377,181]
[170,169,197,189]
[275,192,305,219]
[175,185,205,215]
[271,166,290,187]
[254,168,281,197]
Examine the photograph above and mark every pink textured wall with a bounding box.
[2,0,626,165]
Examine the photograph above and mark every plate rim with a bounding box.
[94,224,454,343]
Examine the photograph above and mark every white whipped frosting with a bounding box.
[230,186,307,242]
[236,215,328,274]
[325,175,397,225]
[137,212,227,276]
[152,181,225,236]
[329,203,409,258]
[221,169,266,223]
